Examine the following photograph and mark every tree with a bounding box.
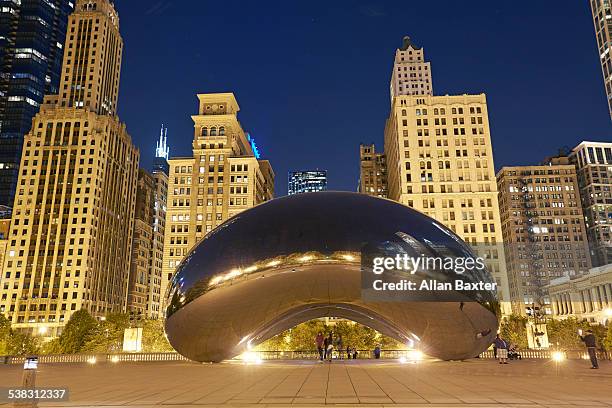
[257,319,406,351]
[58,309,97,354]
[546,318,593,350]
[81,313,129,352]
[0,314,11,355]
[604,323,612,351]
[6,331,38,356]
[499,314,528,349]
[40,338,62,355]
[141,319,174,352]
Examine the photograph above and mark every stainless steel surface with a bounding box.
[165,192,499,362]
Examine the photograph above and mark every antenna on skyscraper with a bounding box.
[156,124,169,160]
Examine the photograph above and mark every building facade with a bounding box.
[384,93,510,313]
[358,143,387,198]
[127,169,155,318]
[288,170,327,195]
[570,141,612,267]
[497,157,591,315]
[127,126,168,319]
[389,36,432,100]
[161,93,274,309]
[590,0,612,120]
[0,0,139,336]
[0,0,74,207]
[547,264,612,325]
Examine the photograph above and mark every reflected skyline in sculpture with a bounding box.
[164,192,499,362]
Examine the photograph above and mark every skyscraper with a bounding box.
[358,144,387,198]
[497,156,591,315]
[590,0,612,120]
[161,93,274,307]
[128,126,169,319]
[0,0,139,335]
[288,170,327,195]
[0,0,73,207]
[389,36,433,100]
[384,37,511,313]
[570,141,612,267]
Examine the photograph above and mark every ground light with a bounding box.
[86,357,97,365]
[240,351,262,365]
[399,350,424,364]
[110,356,120,363]
[551,351,565,362]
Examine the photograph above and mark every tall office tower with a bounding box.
[358,144,387,198]
[496,156,591,315]
[0,0,139,335]
[590,0,612,120]
[148,125,168,318]
[389,36,432,100]
[288,170,327,195]
[0,0,73,207]
[128,169,155,317]
[161,93,274,309]
[570,141,612,267]
[127,149,167,320]
[0,218,9,280]
[384,94,511,313]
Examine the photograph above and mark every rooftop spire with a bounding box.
[156,124,169,160]
[401,36,422,51]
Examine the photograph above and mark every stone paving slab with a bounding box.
[0,358,610,406]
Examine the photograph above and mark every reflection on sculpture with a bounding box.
[164,192,499,362]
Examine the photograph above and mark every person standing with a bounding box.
[315,332,324,361]
[326,333,334,362]
[579,329,599,369]
[336,335,344,360]
[323,334,330,360]
[493,334,508,364]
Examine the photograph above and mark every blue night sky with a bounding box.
[114,1,611,196]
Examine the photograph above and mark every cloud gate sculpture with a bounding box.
[164,192,499,362]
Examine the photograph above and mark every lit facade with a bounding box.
[127,127,168,319]
[161,93,274,305]
[288,170,327,195]
[0,218,10,282]
[0,0,74,207]
[359,144,387,198]
[570,141,612,267]
[0,0,139,335]
[389,36,432,100]
[497,157,591,315]
[547,264,612,325]
[590,0,612,120]
[384,94,510,313]
[127,170,155,318]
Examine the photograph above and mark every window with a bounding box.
[201,127,207,136]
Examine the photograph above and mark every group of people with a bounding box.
[315,332,358,362]
[492,329,600,369]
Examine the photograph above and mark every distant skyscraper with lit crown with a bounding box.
[288,170,327,195]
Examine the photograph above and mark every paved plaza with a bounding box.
[0,358,610,407]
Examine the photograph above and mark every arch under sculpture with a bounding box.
[164,192,499,362]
